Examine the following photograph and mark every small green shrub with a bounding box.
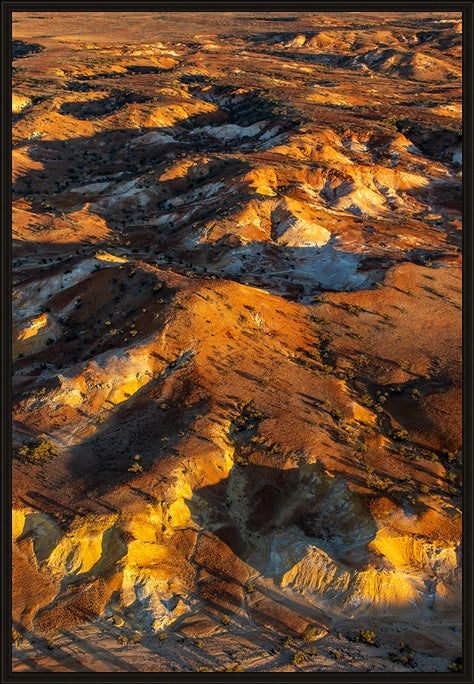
[18,439,56,464]
[356,630,376,645]
[302,626,319,642]
[347,304,363,316]
[392,430,408,441]
[291,650,309,665]
[360,392,374,408]
[355,354,369,369]
[449,657,462,672]
[382,115,400,131]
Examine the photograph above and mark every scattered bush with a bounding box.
[356,630,376,645]
[392,430,408,441]
[302,626,320,642]
[347,304,363,316]
[355,354,369,369]
[18,439,56,464]
[382,115,401,131]
[374,478,391,492]
[389,642,416,666]
[291,650,309,665]
[441,449,456,462]
[449,657,462,672]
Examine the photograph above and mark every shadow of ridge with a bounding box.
[249,605,308,637]
[192,461,378,576]
[12,657,50,673]
[14,121,405,296]
[60,629,141,672]
[261,594,329,634]
[13,110,252,197]
[13,628,96,672]
[64,382,209,496]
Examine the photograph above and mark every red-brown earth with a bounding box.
[11,10,462,673]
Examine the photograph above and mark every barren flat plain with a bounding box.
[11,10,463,673]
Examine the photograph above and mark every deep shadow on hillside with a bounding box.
[190,461,379,572]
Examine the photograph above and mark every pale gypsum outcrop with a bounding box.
[12,477,199,633]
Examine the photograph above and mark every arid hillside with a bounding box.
[11,10,462,674]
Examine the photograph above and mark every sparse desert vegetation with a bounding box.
[11,8,462,675]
